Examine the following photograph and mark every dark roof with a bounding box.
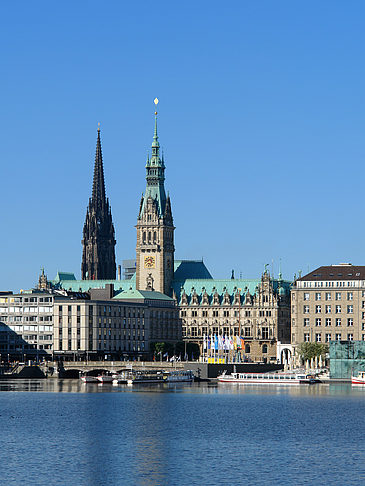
[298,265,365,281]
[174,260,213,281]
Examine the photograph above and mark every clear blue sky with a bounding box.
[1,0,364,291]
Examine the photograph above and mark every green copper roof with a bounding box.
[140,113,167,218]
[54,272,77,283]
[172,277,291,303]
[51,277,135,293]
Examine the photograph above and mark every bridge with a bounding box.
[45,360,185,378]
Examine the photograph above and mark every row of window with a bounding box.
[303,318,353,327]
[8,325,53,332]
[182,326,273,338]
[303,333,361,342]
[1,297,52,304]
[301,281,358,288]
[0,306,53,314]
[3,316,53,323]
[304,305,354,314]
[181,310,271,318]
[303,292,357,301]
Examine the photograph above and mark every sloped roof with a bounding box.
[174,260,213,281]
[113,288,174,302]
[54,272,77,282]
[298,265,365,281]
[172,277,291,303]
[51,277,135,293]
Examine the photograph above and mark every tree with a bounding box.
[297,342,328,361]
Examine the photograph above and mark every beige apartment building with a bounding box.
[291,264,365,348]
[52,284,180,360]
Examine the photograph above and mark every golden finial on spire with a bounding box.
[97,122,100,132]
[154,97,159,115]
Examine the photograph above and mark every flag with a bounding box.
[203,334,207,350]
[208,336,211,350]
[214,334,218,350]
[230,337,234,350]
[218,335,223,350]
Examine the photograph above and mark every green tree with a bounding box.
[297,342,328,361]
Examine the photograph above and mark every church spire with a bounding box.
[81,124,116,280]
[91,123,106,210]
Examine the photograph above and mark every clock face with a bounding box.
[144,256,156,268]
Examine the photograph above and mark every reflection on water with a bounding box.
[1,379,365,485]
[0,379,361,397]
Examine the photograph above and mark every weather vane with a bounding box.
[154,97,159,115]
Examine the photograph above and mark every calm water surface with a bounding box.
[1,380,365,486]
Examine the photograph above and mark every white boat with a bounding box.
[217,371,319,385]
[165,370,194,382]
[351,371,365,385]
[97,375,113,384]
[80,375,99,383]
[127,369,194,385]
[112,371,132,385]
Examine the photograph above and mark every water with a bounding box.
[1,380,365,486]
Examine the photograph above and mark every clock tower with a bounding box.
[136,101,175,296]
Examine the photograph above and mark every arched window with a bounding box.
[262,344,268,354]
[142,231,146,243]
[153,231,157,242]
[148,231,151,242]
[245,344,250,354]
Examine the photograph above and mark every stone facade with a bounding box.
[291,264,365,349]
[53,298,149,358]
[135,113,175,296]
[176,270,291,363]
[52,285,180,358]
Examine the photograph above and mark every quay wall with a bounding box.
[184,362,284,379]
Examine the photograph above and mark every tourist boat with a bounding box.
[112,371,132,385]
[127,369,194,385]
[217,371,319,385]
[80,375,99,383]
[165,370,194,382]
[96,374,113,384]
[351,371,365,385]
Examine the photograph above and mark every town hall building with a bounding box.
[49,105,292,363]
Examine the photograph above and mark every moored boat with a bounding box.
[165,370,194,382]
[81,375,99,383]
[351,371,365,385]
[127,369,194,385]
[217,371,319,385]
[97,375,113,384]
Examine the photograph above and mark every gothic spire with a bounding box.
[81,124,116,280]
[92,124,106,211]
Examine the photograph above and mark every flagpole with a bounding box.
[238,289,241,362]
